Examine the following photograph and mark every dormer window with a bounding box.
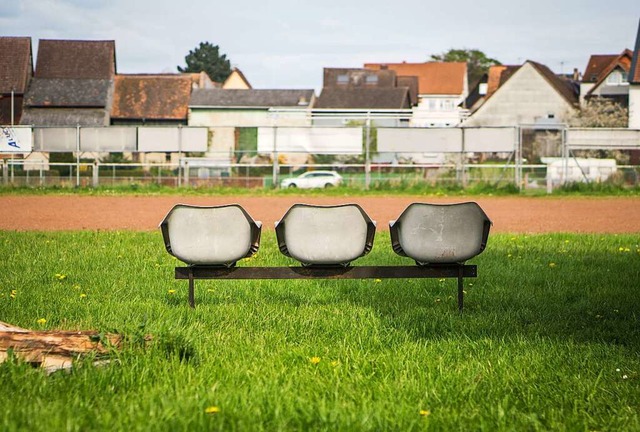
[337,74,349,85]
[365,75,378,85]
[606,70,628,86]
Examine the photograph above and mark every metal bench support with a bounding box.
[175,264,477,311]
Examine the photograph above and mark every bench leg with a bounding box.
[457,267,464,313]
[188,268,195,308]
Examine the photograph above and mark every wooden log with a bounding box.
[0,322,123,373]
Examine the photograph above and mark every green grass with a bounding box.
[1,231,639,431]
[2,180,639,197]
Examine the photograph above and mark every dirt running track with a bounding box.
[0,196,639,233]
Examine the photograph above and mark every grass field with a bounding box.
[1,230,639,431]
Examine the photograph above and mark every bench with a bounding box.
[161,202,491,311]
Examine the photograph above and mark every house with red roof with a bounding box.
[364,61,468,127]
[629,19,640,129]
[21,39,116,126]
[463,60,579,127]
[0,37,33,125]
[111,74,192,125]
[581,50,633,107]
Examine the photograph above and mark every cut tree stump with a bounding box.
[0,321,123,374]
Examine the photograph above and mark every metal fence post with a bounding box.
[365,113,371,190]
[2,159,7,185]
[92,161,99,187]
[75,124,80,188]
[272,123,279,189]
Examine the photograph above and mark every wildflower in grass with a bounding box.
[420,409,431,417]
[435,298,441,303]
[168,289,176,295]
[55,273,67,281]
[36,318,46,325]
[374,279,382,283]
[438,278,445,283]
[330,360,340,367]
[310,356,321,365]
[80,293,87,298]
[204,406,220,414]
[10,290,17,299]
[616,368,621,372]
[548,262,556,268]
[623,375,629,380]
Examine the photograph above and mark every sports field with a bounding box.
[1,194,639,431]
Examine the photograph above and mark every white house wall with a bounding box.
[629,86,640,129]
[464,63,576,127]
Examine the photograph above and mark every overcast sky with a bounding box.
[1,0,639,91]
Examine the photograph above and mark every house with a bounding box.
[463,60,579,127]
[111,74,192,125]
[364,61,468,127]
[629,20,640,129]
[221,68,252,89]
[313,68,413,126]
[21,39,116,126]
[581,50,633,107]
[189,88,316,160]
[0,37,33,125]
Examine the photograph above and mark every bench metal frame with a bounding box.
[175,264,477,311]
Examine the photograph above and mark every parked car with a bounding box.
[281,171,343,189]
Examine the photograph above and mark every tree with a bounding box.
[177,42,232,83]
[429,48,501,87]
[568,98,629,128]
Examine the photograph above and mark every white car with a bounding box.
[281,171,343,189]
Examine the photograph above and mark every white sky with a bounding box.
[1,0,639,91]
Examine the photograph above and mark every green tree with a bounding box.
[177,42,232,83]
[430,48,501,87]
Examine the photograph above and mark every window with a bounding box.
[365,75,378,85]
[337,74,348,85]
[606,70,629,86]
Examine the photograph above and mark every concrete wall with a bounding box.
[464,63,576,127]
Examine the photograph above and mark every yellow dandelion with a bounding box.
[548,262,556,268]
[420,409,431,417]
[55,273,67,281]
[310,356,321,365]
[374,279,382,283]
[168,289,176,295]
[36,318,46,325]
[204,406,220,414]
[80,293,87,298]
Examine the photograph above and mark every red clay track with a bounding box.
[0,196,639,233]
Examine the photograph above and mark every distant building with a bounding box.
[364,61,468,127]
[21,39,116,126]
[0,37,33,125]
[581,50,633,107]
[629,20,640,129]
[463,61,578,127]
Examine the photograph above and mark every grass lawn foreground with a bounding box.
[0,230,639,431]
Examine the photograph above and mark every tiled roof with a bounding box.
[190,89,315,108]
[314,88,411,109]
[582,54,618,83]
[486,65,520,98]
[20,107,109,126]
[35,39,116,79]
[111,75,192,120]
[24,79,111,107]
[585,50,634,96]
[0,37,32,94]
[528,61,579,106]
[364,62,467,95]
[630,19,640,84]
